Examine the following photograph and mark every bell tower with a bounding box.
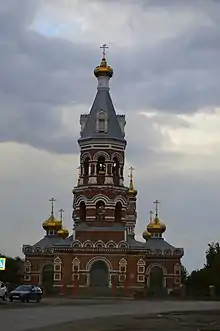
[72,45,135,244]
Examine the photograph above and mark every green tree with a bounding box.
[181,265,188,284]
[0,254,24,284]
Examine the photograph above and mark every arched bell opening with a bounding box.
[83,157,90,184]
[97,156,106,175]
[96,201,105,221]
[112,157,120,185]
[79,201,86,221]
[114,202,122,222]
[97,156,106,184]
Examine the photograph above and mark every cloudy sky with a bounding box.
[1,0,220,272]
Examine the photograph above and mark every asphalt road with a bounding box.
[1,300,220,331]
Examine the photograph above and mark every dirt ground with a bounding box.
[33,310,220,331]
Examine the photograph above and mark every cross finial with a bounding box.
[100,44,108,59]
[149,210,154,222]
[153,199,160,217]
[49,197,56,216]
[128,166,135,180]
[128,166,135,193]
[59,208,64,222]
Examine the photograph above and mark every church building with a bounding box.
[23,46,184,295]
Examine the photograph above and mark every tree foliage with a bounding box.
[0,254,24,285]
[186,242,220,294]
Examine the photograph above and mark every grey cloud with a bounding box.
[1,0,220,154]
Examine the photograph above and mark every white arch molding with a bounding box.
[93,151,110,161]
[74,195,87,206]
[91,194,110,205]
[114,196,127,208]
[95,240,105,248]
[146,263,167,275]
[72,240,82,248]
[146,263,167,288]
[86,256,113,271]
[86,257,114,287]
[111,152,124,163]
[118,241,129,248]
[83,240,93,248]
[81,152,92,162]
[106,240,117,248]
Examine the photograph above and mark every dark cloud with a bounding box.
[1,0,220,154]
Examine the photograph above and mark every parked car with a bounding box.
[0,281,7,301]
[8,285,42,303]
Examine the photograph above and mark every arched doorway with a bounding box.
[149,266,164,292]
[41,264,54,294]
[90,260,109,287]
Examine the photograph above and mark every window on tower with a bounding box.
[98,118,105,132]
[79,201,86,221]
[114,202,122,221]
[83,157,90,176]
[96,109,108,133]
[97,156,106,175]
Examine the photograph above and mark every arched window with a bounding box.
[79,201,86,221]
[114,202,122,221]
[83,157,90,176]
[96,201,105,221]
[112,157,119,176]
[97,156,106,175]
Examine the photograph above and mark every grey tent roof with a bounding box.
[127,237,178,252]
[79,88,125,142]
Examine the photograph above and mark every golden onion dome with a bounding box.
[42,214,62,231]
[147,216,166,234]
[142,229,151,241]
[94,57,113,78]
[57,227,69,239]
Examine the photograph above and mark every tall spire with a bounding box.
[79,45,126,143]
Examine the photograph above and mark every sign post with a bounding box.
[0,258,6,271]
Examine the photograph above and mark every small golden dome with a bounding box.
[42,214,62,231]
[147,216,166,234]
[94,57,113,78]
[57,227,69,239]
[142,229,151,241]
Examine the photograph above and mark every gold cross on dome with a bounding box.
[149,210,154,221]
[59,208,64,222]
[128,166,135,179]
[100,44,108,58]
[49,197,56,215]
[153,199,160,217]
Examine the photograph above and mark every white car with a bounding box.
[0,282,7,301]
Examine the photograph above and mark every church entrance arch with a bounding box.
[89,260,109,287]
[149,266,164,293]
[41,264,54,294]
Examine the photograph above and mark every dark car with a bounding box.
[8,285,42,303]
